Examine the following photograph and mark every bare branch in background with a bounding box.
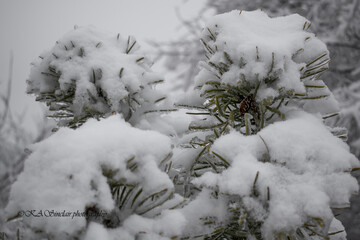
[0,51,13,132]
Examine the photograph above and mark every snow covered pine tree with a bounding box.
[3,10,359,240]
[172,10,360,240]
[4,26,185,239]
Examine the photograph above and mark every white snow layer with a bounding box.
[5,115,176,236]
[27,26,166,122]
[5,10,359,240]
[195,10,339,115]
[193,110,359,237]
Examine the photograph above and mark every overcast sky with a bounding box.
[0,0,206,131]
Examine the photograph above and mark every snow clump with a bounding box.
[195,10,339,115]
[5,115,179,238]
[27,26,166,127]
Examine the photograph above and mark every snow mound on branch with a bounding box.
[193,110,359,237]
[5,115,174,236]
[27,26,166,125]
[195,10,338,114]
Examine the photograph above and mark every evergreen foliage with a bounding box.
[3,9,359,240]
[26,26,166,129]
[174,10,357,240]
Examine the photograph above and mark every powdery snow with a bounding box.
[192,110,359,237]
[4,10,359,240]
[27,26,167,125]
[5,115,176,236]
[195,10,338,115]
